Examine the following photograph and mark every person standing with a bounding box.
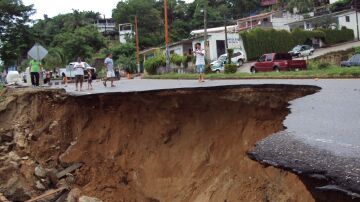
[103,53,115,87]
[87,69,93,90]
[73,57,85,91]
[194,43,205,82]
[29,59,42,86]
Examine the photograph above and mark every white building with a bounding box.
[119,23,134,44]
[96,18,116,33]
[287,9,359,39]
[337,9,360,39]
[190,25,246,61]
[167,39,193,56]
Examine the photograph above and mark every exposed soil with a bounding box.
[0,85,321,202]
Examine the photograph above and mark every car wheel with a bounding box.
[250,67,256,74]
[216,69,220,74]
[274,66,280,72]
[238,59,244,66]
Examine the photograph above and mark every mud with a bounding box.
[0,85,321,202]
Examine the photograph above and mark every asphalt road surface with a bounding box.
[56,78,360,196]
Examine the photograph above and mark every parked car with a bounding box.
[65,62,97,79]
[340,54,360,67]
[210,51,246,72]
[289,45,315,57]
[250,53,307,73]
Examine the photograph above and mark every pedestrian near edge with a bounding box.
[194,43,205,82]
[103,53,115,87]
[73,57,85,91]
[29,59,42,86]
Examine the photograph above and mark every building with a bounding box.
[96,18,118,40]
[96,18,116,33]
[261,0,278,7]
[287,9,359,39]
[167,39,193,56]
[190,25,246,61]
[235,11,303,32]
[119,23,134,44]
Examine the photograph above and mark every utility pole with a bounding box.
[104,15,106,35]
[164,0,170,71]
[224,15,228,51]
[135,16,140,73]
[204,1,208,61]
[355,0,360,40]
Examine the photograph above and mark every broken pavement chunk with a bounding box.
[56,163,83,179]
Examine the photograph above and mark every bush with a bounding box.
[241,27,353,61]
[144,55,165,75]
[204,64,212,74]
[355,46,360,54]
[319,27,354,45]
[170,54,183,67]
[227,49,234,64]
[182,54,192,68]
[318,62,331,69]
[224,64,237,74]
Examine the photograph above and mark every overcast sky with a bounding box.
[23,0,194,20]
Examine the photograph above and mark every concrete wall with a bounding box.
[338,11,359,39]
[192,32,246,61]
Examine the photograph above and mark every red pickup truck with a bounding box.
[250,53,307,73]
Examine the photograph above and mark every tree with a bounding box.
[112,0,163,48]
[51,25,106,62]
[0,0,35,67]
[285,0,314,14]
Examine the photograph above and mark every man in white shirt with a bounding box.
[73,57,85,91]
[194,43,205,82]
[103,53,115,87]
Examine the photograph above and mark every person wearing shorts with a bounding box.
[103,53,115,87]
[73,57,85,91]
[194,43,205,82]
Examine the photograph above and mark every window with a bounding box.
[346,16,350,22]
[266,54,273,61]
[258,55,266,62]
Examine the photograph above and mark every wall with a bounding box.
[192,32,246,61]
[338,11,359,39]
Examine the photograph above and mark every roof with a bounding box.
[190,25,237,35]
[237,12,275,23]
[139,47,160,55]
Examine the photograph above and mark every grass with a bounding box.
[143,67,360,80]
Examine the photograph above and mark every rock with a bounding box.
[1,131,14,142]
[79,196,103,202]
[35,180,46,190]
[0,193,10,202]
[49,121,59,131]
[4,176,31,201]
[14,131,27,148]
[66,188,82,202]
[34,165,47,178]
[8,151,20,162]
[21,156,29,160]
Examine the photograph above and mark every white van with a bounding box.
[62,62,97,79]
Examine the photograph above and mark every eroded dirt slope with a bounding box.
[0,85,319,202]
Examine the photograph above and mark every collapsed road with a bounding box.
[0,79,359,202]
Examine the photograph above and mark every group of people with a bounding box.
[64,53,115,91]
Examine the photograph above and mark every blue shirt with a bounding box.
[104,57,113,71]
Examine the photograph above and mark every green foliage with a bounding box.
[144,55,165,75]
[182,55,193,68]
[204,64,212,74]
[0,0,35,67]
[241,28,353,60]
[285,0,314,14]
[355,47,360,54]
[319,27,354,45]
[308,61,332,70]
[227,49,234,64]
[170,54,184,67]
[224,64,237,74]
[330,0,352,12]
